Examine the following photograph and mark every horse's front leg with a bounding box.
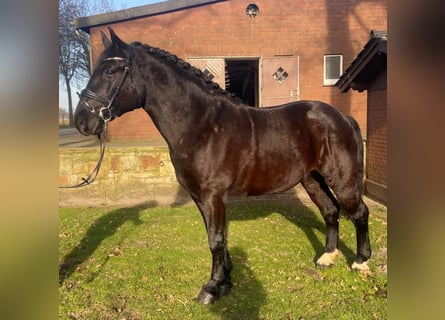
[193,192,233,304]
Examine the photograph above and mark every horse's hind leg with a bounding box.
[340,195,371,271]
[328,177,371,271]
[302,171,341,267]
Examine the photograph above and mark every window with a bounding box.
[323,54,343,86]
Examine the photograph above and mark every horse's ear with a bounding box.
[108,27,128,51]
[101,30,112,48]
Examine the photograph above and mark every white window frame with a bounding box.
[323,54,343,86]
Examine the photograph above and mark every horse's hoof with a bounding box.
[351,260,369,272]
[316,249,339,267]
[196,288,219,304]
[195,282,232,304]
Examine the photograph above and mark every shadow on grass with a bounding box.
[228,193,357,266]
[59,201,158,285]
[208,246,266,320]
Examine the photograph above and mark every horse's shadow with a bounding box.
[208,246,266,320]
[59,201,158,285]
[227,192,356,266]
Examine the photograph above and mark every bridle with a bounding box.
[78,46,133,123]
[59,46,133,189]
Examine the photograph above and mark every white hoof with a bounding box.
[316,249,339,267]
[351,261,369,272]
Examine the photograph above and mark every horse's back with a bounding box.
[247,100,354,154]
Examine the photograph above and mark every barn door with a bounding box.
[187,58,226,89]
[261,56,299,107]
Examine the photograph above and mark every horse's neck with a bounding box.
[139,56,217,148]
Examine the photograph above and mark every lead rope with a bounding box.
[59,125,107,189]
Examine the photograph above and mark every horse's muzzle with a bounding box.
[74,107,103,136]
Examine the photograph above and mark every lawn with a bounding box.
[59,197,387,320]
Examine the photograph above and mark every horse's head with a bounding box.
[74,28,142,136]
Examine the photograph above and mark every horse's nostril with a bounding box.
[76,118,87,134]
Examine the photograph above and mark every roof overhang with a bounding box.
[73,0,228,33]
[336,30,387,93]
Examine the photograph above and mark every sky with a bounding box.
[59,0,166,111]
[118,0,165,8]
[114,0,165,9]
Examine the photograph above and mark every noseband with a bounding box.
[78,46,133,123]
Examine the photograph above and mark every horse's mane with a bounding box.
[131,41,241,102]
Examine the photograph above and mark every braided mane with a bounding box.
[131,41,240,101]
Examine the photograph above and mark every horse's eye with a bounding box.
[105,69,114,75]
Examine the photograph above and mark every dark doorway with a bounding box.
[225,59,259,107]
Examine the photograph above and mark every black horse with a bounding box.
[74,29,371,304]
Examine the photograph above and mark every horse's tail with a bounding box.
[347,116,365,193]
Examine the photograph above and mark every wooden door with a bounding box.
[261,56,299,107]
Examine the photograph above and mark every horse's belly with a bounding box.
[233,166,304,196]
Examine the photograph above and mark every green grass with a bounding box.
[59,198,387,319]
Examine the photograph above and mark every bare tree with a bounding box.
[59,0,113,126]
[59,107,69,126]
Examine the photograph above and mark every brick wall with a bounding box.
[59,146,185,206]
[366,89,387,187]
[88,0,387,140]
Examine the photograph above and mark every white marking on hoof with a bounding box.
[351,261,369,272]
[316,249,339,267]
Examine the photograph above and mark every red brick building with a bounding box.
[337,30,387,203]
[74,0,387,142]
